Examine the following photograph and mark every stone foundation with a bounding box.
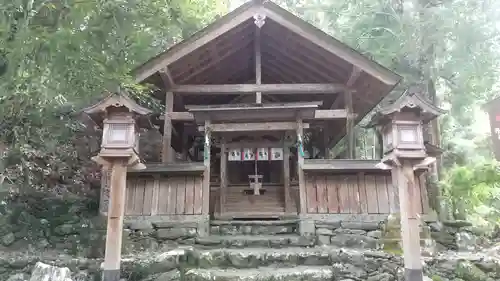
[209,220,298,236]
[315,220,382,248]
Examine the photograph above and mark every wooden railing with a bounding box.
[125,175,204,216]
[303,172,429,215]
[302,159,430,215]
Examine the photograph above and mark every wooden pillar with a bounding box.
[220,138,227,214]
[345,90,355,159]
[296,119,307,215]
[390,168,401,213]
[162,91,174,163]
[322,128,330,159]
[398,161,423,281]
[202,120,211,216]
[255,25,262,104]
[181,125,189,161]
[283,134,291,213]
[102,160,127,281]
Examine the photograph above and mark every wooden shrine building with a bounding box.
[99,0,432,235]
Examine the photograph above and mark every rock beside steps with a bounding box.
[185,266,334,281]
[142,245,401,281]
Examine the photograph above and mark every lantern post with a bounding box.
[83,90,152,281]
[369,88,444,281]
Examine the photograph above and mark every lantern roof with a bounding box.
[82,90,153,128]
[368,86,445,127]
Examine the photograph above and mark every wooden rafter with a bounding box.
[134,3,259,82]
[260,2,400,85]
[262,51,321,83]
[262,38,337,82]
[204,51,253,84]
[262,25,346,80]
[177,34,254,84]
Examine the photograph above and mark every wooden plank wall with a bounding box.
[124,175,203,216]
[304,173,429,214]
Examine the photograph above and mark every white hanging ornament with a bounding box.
[253,14,266,28]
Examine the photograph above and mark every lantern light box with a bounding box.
[368,87,445,162]
[82,91,152,167]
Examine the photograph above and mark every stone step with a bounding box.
[194,235,315,249]
[210,219,298,235]
[192,247,335,269]
[184,266,334,281]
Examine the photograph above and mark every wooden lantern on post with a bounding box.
[82,90,152,281]
[369,87,444,281]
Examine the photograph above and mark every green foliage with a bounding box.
[271,0,500,224]
[440,161,500,227]
[0,0,225,194]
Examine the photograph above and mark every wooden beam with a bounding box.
[329,67,363,109]
[346,66,362,86]
[161,92,175,163]
[255,26,262,104]
[170,112,195,121]
[172,83,347,94]
[162,109,349,122]
[199,122,310,132]
[314,109,350,119]
[159,67,176,88]
[225,141,283,149]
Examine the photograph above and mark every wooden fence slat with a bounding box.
[176,177,186,215]
[348,175,361,213]
[326,175,339,213]
[306,175,318,213]
[184,176,195,215]
[375,175,390,214]
[166,177,177,214]
[338,176,350,213]
[365,175,379,213]
[419,174,430,214]
[358,173,368,213]
[142,178,155,215]
[193,176,203,214]
[158,178,169,214]
[317,175,327,213]
[134,179,146,215]
[125,179,136,215]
